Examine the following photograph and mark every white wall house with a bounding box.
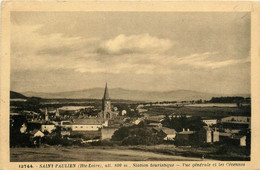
[30,130,45,138]
[71,119,103,131]
[122,110,127,116]
[41,124,56,133]
[202,119,217,126]
[72,124,102,131]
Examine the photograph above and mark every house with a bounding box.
[29,130,44,145]
[202,119,217,126]
[121,110,127,116]
[69,118,103,139]
[71,118,103,131]
[170,114,192,118]
[162,128,176,141]
[30,129,45,138]
[153,127,176,141]
[41,124,56,133]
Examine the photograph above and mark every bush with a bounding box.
[44,136,72,146]
[111,127,130,141]
[112,125,165,145]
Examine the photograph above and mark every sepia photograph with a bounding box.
[8,11,252,162]
[1,2,260,169]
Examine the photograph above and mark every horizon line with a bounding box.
[11,87,251,96]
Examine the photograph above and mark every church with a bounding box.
[99,83,118,120]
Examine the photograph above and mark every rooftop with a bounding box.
[177,131,196,135]
[72,118,103,125]
[153,127,176,135]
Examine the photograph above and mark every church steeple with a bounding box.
[103,82,110,100]
[102,83,111,113]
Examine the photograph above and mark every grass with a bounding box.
[145,106,250,119]
[9,145,207,162]
[10,144,250,162]
[128,145,250,161]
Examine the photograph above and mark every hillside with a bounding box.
[21,88,250,102]
[10,91,27,99]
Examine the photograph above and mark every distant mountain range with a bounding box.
[13,88,250,102]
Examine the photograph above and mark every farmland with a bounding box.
[10,146,208,162]
[145,105,250,119]
[10,145,249,162]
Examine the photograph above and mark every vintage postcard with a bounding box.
[1,1,260,170]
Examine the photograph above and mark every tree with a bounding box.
[161,115,205,132]
[111,125,165,145]
[161,114,170,127]
[111,127,130,141]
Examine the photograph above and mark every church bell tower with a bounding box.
[102,83,112,119]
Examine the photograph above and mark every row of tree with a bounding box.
[209,97,250,103]
[161,114,206,132]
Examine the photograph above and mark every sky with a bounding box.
[11,12,250,94]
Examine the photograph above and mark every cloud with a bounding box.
[174,52,250,69]
[11,24,250,76]
[98,34,173,55]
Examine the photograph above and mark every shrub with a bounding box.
[112,125,165,145]
[111,127,130,141]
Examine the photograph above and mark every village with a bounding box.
[10,83,251,159]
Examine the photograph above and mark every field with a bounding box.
[10,146,209,162]
[10,145,249,162]
[185,103,237,107]
[145,105,250,119]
